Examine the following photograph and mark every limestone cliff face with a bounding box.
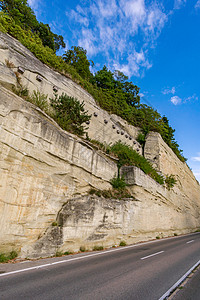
[0,32,200,258]
[0,86,117,255]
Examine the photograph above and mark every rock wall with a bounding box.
[25,167,200,258]
[0,32,200,258]
[0,32,142,154]
[0,86,117,254]
[144,132,200,212]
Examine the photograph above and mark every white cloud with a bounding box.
[191,156,200,182]
[169,93,198,105]
[78,28,97,56]
[138,92,145,97]
[195,0,200,9]
[174,0,187,10]
[162,87,176,95]
[194,172,200,182]
[28,0,39,10]
[192,153,200,162]
[67,0,168,77]
[170,95,182,105]
[184,94,198,102]
[70,10,89,27]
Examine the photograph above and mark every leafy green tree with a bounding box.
[63,46,93,80]
[50,93,91,136]
[94,66,115,90]
[0,0,38,30]
[53,33,65,51]
[114,70,128,84]
[0,0,65,51]
[161,116,175,144]
[122,81,140,107]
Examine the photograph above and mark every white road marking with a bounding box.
[159,259,200,300]
[186,240,194,244]
[141,251,164,260]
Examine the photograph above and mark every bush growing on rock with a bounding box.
[110,141,164,185]
[50,93,91,136]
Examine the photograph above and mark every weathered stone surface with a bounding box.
[0,86,117,255]
[144,132,200,209]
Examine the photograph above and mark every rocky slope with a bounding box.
[0,32,200,258]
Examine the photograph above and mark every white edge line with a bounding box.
[159,259,200,300]
[141,251,164,260]
[186,240,194,244]
[0,232,199,278]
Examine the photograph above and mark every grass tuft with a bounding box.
[119,241,126,246]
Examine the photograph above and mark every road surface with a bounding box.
[0,232,199,300]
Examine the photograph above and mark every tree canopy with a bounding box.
[0,0,65,51]
[63,46,93,80]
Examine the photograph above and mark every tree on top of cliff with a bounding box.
[0,0,65,51]
[63,46,93,80]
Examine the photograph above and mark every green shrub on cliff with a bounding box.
[110,141,164,185]
[50,93,91,136]
[0,250,18,263]
[165,174,177,190]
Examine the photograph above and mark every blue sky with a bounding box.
[28,0,200,182]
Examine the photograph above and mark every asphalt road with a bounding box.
[0,232,199,300]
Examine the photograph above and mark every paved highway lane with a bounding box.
[0,233,200,300]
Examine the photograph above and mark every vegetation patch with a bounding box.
[50,93,91,136]
[52,222,58,226]
[0,251,18,263]
[79,246,86,252]
[63,251,73,255]
[110,176,127,190]
[165,174,177,190]
[55,251,63,257]
[119,241,127,246]
[110,141,165,185]
[93,245,104,251]
[28,90,49,113]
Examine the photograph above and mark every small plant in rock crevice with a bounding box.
[64,251,73,255]
[52,222,58,226]
[79,246,86,252]
[93,245,104,251]
[26,90,50,114]
[55,251,63,257]
[110,176,126,190]
[5,59,15,68]
[165,174,177,190]
[119,241,126,246]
